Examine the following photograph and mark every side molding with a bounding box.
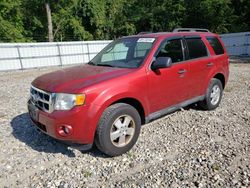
[145,95,205,123]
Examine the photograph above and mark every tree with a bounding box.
[22,0,48,42]
[230,0,250,32]
[0,0,27,42]
[183,0,234,33]
[52,0,93,41]
[0,0,249,42]
[45,2,54,42]
[78,0,128,39]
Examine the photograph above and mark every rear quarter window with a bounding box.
[206,36,225,55]
[186,38,208,59]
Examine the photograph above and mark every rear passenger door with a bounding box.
[184,36,213,97]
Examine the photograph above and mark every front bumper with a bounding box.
[27,100,95,144]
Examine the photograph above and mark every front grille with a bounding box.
[30,86,53,113]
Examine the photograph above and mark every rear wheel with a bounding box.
[198,78,223,110]
[95,103,141,156]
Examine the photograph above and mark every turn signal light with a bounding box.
[75,94,85,106]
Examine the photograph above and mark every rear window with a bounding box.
[186,38,208,59]
[206,36,224,55]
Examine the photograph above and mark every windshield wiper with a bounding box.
[88,62,117,68]
[96,64,115,67]
[88,61,96,66]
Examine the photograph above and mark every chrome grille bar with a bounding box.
[30,86,53,113]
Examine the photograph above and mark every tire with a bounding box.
[95,103,141,157]
[198,78,223,110]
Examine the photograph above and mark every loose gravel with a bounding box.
[0,63,249,188]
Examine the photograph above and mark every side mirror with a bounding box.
[151,57,172,70]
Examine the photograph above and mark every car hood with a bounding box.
[32,64,135,93]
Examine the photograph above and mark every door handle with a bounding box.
[178,69,187,74]
[207,62,214,67]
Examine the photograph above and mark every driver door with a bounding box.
[147,38,190,113]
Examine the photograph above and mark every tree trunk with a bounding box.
[45,2,54,42]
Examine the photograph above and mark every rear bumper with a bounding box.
[27,100,96,144]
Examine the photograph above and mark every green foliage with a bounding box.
[0,0,27,42]
[183,0,234,33]
[0,0,249,42]
[22,0,47,42]
[230,0,250,32]
[52,0,93,41]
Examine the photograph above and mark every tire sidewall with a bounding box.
[98,104,141,156]
[205,78,223,110]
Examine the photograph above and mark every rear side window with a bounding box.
[186,38,208,59]
[206,36,224,55]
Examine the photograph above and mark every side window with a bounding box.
[186,38,208,59]
[101,43,128,62]
[206,36,224,55]
[156,39,183,63]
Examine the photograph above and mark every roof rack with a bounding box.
[137,32,152,35]
[173,28,210,33]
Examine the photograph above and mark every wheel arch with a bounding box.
[213,73,225,89]
[110,97,146,125]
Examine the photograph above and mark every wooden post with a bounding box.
[45,2,54,42]
[86,43,91,62]
[16,46,23,70]
[57,43,63,66]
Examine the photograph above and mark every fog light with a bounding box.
[58,125,73,136]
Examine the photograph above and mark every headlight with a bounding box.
[54,93,85,110]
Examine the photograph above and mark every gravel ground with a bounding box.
[0,63,249,188]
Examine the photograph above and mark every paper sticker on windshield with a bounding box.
[138,38,155,43]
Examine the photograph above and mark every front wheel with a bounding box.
[95,103,141,156]
[198,78,223,110]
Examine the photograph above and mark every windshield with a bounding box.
[89,37,155,68]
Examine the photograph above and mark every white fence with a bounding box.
[220,32,250,56]
[0,41,111,71]
[0,32,249,71]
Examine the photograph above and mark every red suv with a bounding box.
[28,28,229,156]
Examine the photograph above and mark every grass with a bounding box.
[127,151,135,158]
[224,86,234,93]
[82,170,92,178]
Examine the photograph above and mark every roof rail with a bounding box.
[137,32,152,35]
[173,28,210,33]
